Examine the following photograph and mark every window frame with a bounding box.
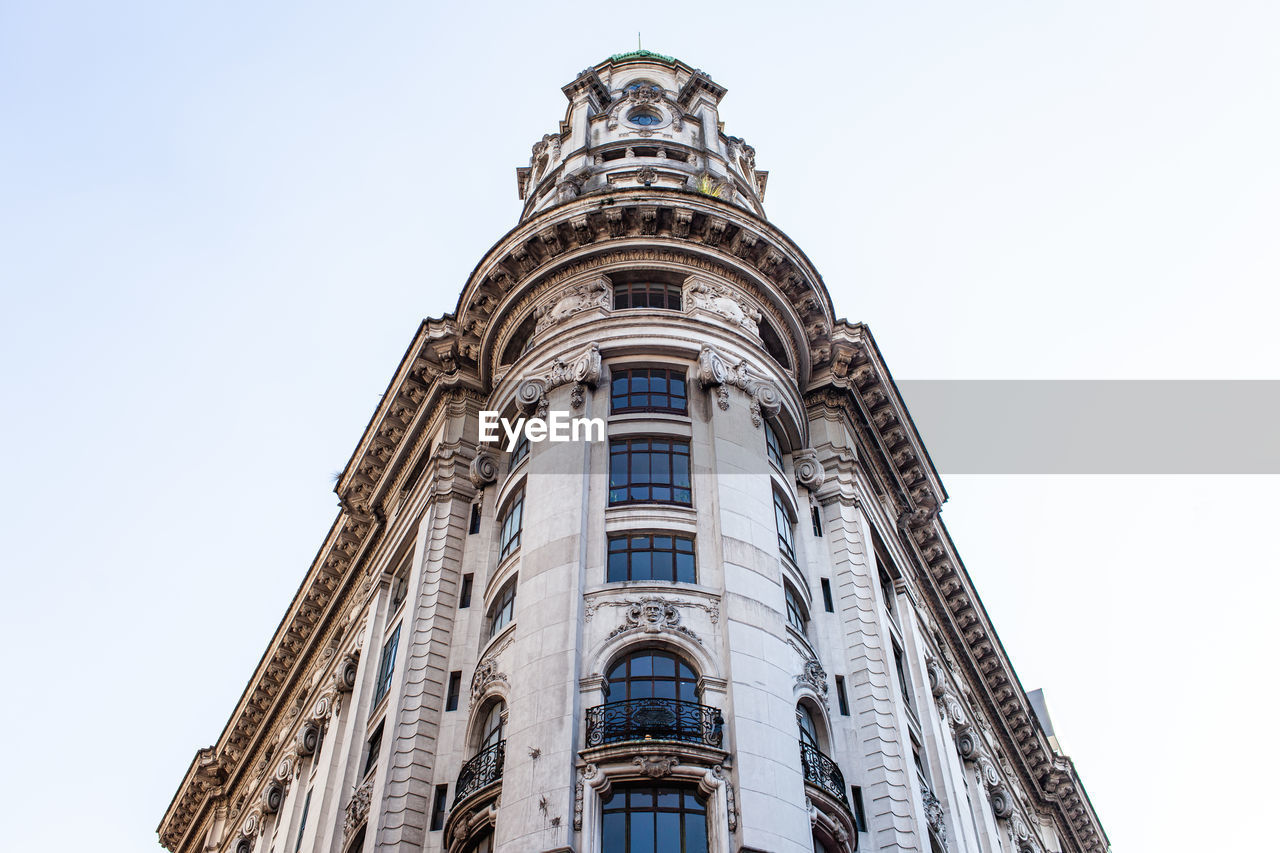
[487,578,518,639]
[784,583,808,636]
[764,419,784,469]
[497,487,525,561]
[600,782,708,853]
[371,622,402,709]
[774,488,797,563]
[608,437,692,506]
[610,366,689,415]
[612,281,683,311]
[606,533,697,584]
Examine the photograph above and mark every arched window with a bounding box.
[601,783,708,853]
[607,649,697,702]
[588,648,719,747]
[759,317,791,370]
[463,831,494,853]
[487,579,517,639]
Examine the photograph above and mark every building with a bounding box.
[158,51,1109,853]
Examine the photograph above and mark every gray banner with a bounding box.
[895,380,1280,474]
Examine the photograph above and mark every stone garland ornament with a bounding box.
[695,345,782,427]
[921,781,949,850]
[516,342,602,417]
[684,278,762,332]
[710,765,739,832]
[792,449,825,491]
[469,450,500,489]
[344,776,374,838]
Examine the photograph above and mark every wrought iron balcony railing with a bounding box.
[799,740,851,809]
[454,739,505,805]
[585,698,724,748]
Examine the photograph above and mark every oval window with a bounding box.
[628,109,662,127]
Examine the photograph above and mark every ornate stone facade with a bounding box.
[158,50,1108,853]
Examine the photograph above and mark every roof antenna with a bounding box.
[638,32,642,51]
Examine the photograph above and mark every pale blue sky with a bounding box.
[2,3,1276,851]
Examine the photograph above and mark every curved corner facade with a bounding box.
[159,53,1110,853]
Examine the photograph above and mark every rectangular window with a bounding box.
[820,578,834,612]
[810,506,823,537]
[608,438,692,505]
[459,574,473,608]
[498,488,525,560]
[765,420,784,468]
[613,281,682,310]
[894,644,913,710]
[914,745,930,783]
[430,784,449,831]
[774,490,796,562]
[445,671,462,712]
[363,723,383,778]
[835,675,850,716]
[372,623,401,708]
[293,789,312,852]
[468,503,482,535]
[611,367,688,414]
[607,534,696,583]
[784,584,807,635]
[851,785,867,832]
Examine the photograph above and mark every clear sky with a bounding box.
[2,2,1276,851]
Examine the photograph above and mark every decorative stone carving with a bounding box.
[796,659,830,701]
[684,277,761,332]
[344,776,373,837]
[606,596,702,645]
[295,722,321,756]
[535,277,610,334]
[469,451,499,488]
[633,754,680,778]
[584,594,719,626]
[717,766,739,832]
[990,786,1014,819]
[516,342,602,417]
[260,780,285,814]
[792,449,825,491]
[573,764,598,830]
[239,808,263,838]
[978,755,1002,789]
[955,726,978,760]
[695,345,782,427]
[335,651,359,693]
[921,781,948,849]
[470,657,509,706]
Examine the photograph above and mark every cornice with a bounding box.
[803,326,1108,852]
[450,189,836,390]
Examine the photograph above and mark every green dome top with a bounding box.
[608,48,678,65]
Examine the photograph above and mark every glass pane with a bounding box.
[630,812,655,853]
[630,654,652,676]
[602,812,625,852]
[686,814,708,853]
[632,551,651,580]
[676,554,695,583]
[653,654,675,677]
[653,551,674,580]
[655,813,680,852]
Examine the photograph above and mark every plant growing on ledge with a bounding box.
[696,174,723,198]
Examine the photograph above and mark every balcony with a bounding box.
[454,739,505,805]
[799,740,851,810]
[585,698,724,748]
